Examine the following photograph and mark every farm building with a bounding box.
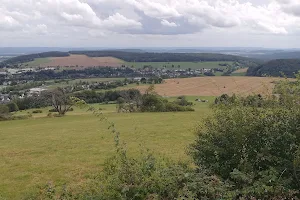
[0,94,10,104]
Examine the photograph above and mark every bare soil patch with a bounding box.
[40,55,124,68]
[136,77,283,97]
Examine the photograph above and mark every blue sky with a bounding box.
[1,0,300,48]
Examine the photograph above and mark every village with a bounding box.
[0,64,227,104]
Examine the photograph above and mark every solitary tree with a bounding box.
[6,102,19,112]
[50,87,73,116]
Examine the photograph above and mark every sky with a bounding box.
[1,0,300,48]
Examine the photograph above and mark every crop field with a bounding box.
[23,55,125,68]
[232,67,248,74]
[0,97,213,199]
[135,76,281,97]
[22,57,236,70]
[231,67,248,76]
[126,61,234,69]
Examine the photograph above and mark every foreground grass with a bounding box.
[0,98,212,199]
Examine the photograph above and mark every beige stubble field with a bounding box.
[40,55,124,68]
[136,76,281,96]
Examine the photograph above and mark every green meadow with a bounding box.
[21,58,51,68]
[0,96,214,199]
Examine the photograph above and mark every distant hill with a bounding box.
[247,59,300,77]
[0,50,259,68]
[70,51,255,62]
[0,51,70,68]
[246,51,300,61]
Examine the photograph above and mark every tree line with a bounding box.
[19,67,137,81]
[70,50,255,63]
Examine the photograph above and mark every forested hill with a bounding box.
[0,50,259,68]
[247,59,300,77]
[70,51,252,62]
[248,51,300,61]
[0,51,69,68]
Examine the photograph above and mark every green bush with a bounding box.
[140,94,194,112]
[0,105,10,121]
[32,151,228,200]
[49,108,73,113]
[48,109,57,113]
[175,96,193,106]
[6,102,19,112]
[0,105,9,114]
[190,103,300,198]
[32,110,43,114]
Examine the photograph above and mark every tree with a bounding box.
[6,102,19,112]
[0,105,10,120]
[50,87,73,116]
[141,77,147,84]
[0,105,9,114]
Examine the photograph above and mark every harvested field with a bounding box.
[232,67,248,74]
[136,77,284,97]
[39,55,124,68]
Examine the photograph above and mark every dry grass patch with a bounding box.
[232,68,248,74]
[40,55,124,68]
[136,77,283,97]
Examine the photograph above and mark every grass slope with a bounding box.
[0,97,213,199]
[22,58,51,67]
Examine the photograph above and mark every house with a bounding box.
[28,88,47,96]
[0,94,10,104]
[133,77,142,82]
[0,72,7,76]
[7,69,18,75]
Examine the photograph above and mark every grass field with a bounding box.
[22,58,51,67]
[0,97,213,199]
[126,61,234,70]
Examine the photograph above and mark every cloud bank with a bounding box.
[1,0,300,47]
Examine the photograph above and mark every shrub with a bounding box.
[190,103,300,198]
[32,110,43,114]
[33,151,228,200]
[0,105,9,114]
[49,108,73,113]
[11,115,31,120]
[48,109,57,112]
[6,102,19,112]
[0,105,10,121]
[174,96,193,106]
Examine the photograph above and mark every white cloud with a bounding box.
[1,0,300,47]
[161,19,178,27]
[102,13,142,29]
[276,0,300,16]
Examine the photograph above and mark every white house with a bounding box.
[28,88,47,96]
